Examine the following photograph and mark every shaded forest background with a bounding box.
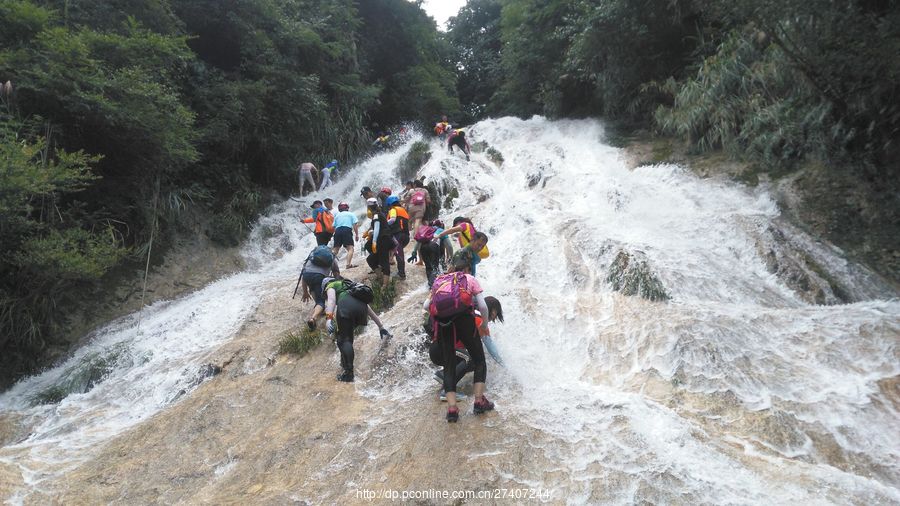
[2,0,897,383]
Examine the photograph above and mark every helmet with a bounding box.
[385,196,400,207]
[380,186,392,195]
[338,202,349,211]
[330,159,338,165]
[431,219,444,229]
[366,197,378,207]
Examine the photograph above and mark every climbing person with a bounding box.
[298,245,341,330]
[408,180,431,233]
[297,161,319,196]
[323,277,392,382]
[372,131,391,149]
[447,129,471,161]
[434,115,451,136]
[376,186,392,209]
[385,196,411,280]
[363,198,393,286]
[436,217,489,274]
[332,202,359,269]
[319,159,339,190]
[302,199,335,246]
[408,219,453,287]
[400,180,416,206]
[424,257,493,422]
[431,296,505,399]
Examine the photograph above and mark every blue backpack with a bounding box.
[310,245,334,267]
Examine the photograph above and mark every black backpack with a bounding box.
[347,281,374,304]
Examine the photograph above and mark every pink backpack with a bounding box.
[414,225,436,244]
[429,272,474,318]
[411,190,427,205]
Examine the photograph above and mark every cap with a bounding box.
[360,186,372,196]
[366,197,378,207]
[338,202,349,211]
[310,200,322,208]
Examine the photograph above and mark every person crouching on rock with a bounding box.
[299,245,341,330]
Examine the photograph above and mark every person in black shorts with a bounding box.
[331,202,359,268]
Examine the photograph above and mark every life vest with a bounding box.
[457,222,489,258]
[388,206,410,234]
[434,122,449,135]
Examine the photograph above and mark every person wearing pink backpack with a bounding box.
[406,180,430,232]
[422,253,494,423]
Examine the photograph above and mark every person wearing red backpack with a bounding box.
[422,254,494,423]
[407,219,453,287]
[406,180,431,232]
[303,199,336,246]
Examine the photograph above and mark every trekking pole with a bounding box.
[292,272,303,299]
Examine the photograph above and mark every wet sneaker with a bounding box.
[446,406,459,423]
[336,371,354,382]
[473,396,494,414]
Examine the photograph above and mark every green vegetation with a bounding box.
[369,278,397,313]
[0,0,461,385]
[278,328,324,356]
[396,141,431,182]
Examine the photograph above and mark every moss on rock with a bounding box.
[606,251,670,302]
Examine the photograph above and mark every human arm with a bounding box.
[353,222,359,240]
[366,306,391,338]
[407,240,420,262]
[300,276,311,302]
[436,225,463,239]
[482,335,503,366]
[324,288,337,316]
[474,293,489,335]
[330,259,341,279]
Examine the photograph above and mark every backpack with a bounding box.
[347,281,374,304]
[310,245,334,267]
[317,210,335,233]
[414,225,436,244]
[429,272,474,319]
[411,190,427,206]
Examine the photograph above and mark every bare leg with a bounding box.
[345,246,354,268]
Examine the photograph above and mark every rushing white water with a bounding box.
[1,116,898,504]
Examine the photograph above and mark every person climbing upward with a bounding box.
[323,277,392,382]
[406,180,431,233]
[376,186,392,209]
[385,195,411,280]
[423,257,494,423]
[332,202,359,269]
[447,129,471,161]
[302,199,335,246]
[319,159,339,190]
[363,198,393,286]
[437,217,489,274]
[372,132,391,149]
[408,218,453,287]
[430,296,505,399]
[298,244,341,330]
[434,115,451,136]
[297,161,319,196]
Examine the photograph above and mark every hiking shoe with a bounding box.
[473,396,494,414]
[446,406,459,423]
[336,371,354,382]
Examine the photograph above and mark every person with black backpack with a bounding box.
[363,198,394,286]
[298,245,341,330]
[322,277,392,382]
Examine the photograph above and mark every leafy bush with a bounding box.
[278,328,324,356]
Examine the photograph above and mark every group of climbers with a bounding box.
[294,113,502,422]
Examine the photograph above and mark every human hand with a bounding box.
[379,328,392,339]
[407,253,417,263]
[372,243,377,254]
[301,292,310,302]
